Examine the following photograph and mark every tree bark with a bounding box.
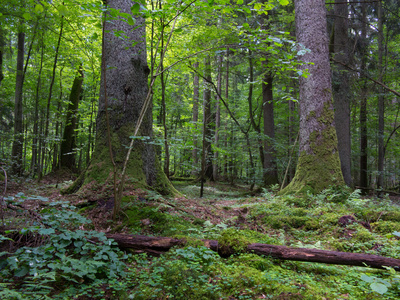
[60,65,84,171]
[333,0,352,187]
[281,0,344,194]
[0,27,4,85]
[213,55,222,181]
[68,0,173,195]
[106,233,400,271]
[11,30,25,176]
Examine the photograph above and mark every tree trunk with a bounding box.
[11,30,25,176]
[213,55,222,181]
[192,62,200,176]
[359,2,368,194]
[0,27,4,85]
[333,0,352,187]
[106,233,400,271]
[68,0,173,195]
[40,16,63,178]
[281,0,344,194]
[377,1,385,193]
[202,56,214,182]
[262,73,279,186]
[60,65,84,171]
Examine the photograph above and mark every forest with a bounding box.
[2,0,400,299]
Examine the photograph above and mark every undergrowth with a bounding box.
[1,184,400,299]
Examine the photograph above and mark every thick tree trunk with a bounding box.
[333,0,352,187]
[281,0,344,194]
[106,233,400,271]
[60,66,84,171]
[68,0,173,195]
[0,28,4,85]
[11,30,25,176]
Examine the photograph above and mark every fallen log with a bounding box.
[106,233,400,271]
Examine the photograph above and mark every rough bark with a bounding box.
[106,233,400,271]
[60,66,84,171]
[69,0,174,195]
[11,30,25,176]
[333,0,352,187]
[281,0,344,194]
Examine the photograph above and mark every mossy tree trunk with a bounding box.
[72,0,174,195]
[281,0,344,194]
[59,65,83,171]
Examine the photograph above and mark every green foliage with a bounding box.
[0,198,128,298]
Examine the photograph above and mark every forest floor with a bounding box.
[2,173,400,299]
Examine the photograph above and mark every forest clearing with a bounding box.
[2,0,400,298]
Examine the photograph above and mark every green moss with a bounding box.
[279,101,345,195]
[264,215,310,229]
[372,221,400,234]
[353,228,374,242]
[381,211,400,222]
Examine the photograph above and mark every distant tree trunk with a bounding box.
[191,62,200,176]
[377,1,385,193]
[202,56,214,182]
[281,0,344,194]
[31,37,44,176]
[60,66,84,171]
[0,28,4,85]
[359,2,368,194]
[40,16,64,178]
[247,55,264,179]
[333,0,352,187]
[213,55,222,181]
[224,50,229,179]
[66,0,174,196]
[11,29,25,176]
[52,67,64,171]
[262,73,279,186]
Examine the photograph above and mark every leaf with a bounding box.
[23,12,32,20]
[127,16,136,26]
[15,265,29,277]
[35,4,44,13]
[131,3,140,14]
[361,274,373,283]
[370,282,388,294]
[237,0,243,4]
[279,0,289,5]
[58,5,69,16]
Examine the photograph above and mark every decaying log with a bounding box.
[107,233,400,271]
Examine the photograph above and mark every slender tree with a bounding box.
[11,26,25,176]
[281,0,344,194]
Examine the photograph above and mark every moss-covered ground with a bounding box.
[2,178,400,299]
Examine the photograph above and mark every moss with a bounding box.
[264,215,310,229]
[279,101,345,195]
[353,228,374,242]
[218,228,276,253]
[372,221,400,234]
[381,211,400,222]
